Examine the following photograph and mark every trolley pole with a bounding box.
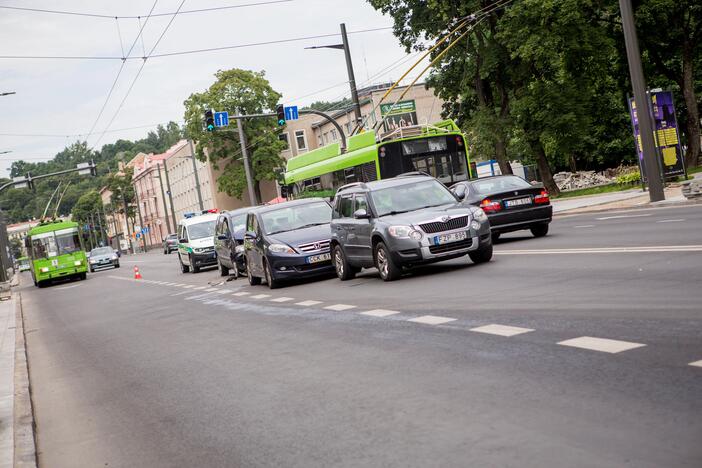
[236,109,259,206]
[188,140,205,211]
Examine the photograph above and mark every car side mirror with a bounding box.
[217,234,228,241]
[353,209,370,219]
[453,190,466,201]
[244,230,257,239]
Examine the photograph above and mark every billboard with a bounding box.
[628,90,686,181]
[380,100,418,133]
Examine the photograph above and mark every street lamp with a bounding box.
[0,92,16,97]
[305,23,362,126]
[0,151,11,155]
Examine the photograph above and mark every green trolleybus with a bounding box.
[26,220,88,287]
[282,120,473,196]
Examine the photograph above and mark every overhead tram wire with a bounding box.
[0,121,185,139]
[90,0,187,151]
[83,0,160,141]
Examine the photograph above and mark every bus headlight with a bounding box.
[74,260,82,266]
[40,267,49,273]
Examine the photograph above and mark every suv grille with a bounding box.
[297,239,330,252]
[419,216,469,234]
[428,238,473,254]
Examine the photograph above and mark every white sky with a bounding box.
[0,0,428,174]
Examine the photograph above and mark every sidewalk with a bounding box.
[551,189,646,213]
[0,295,15,468]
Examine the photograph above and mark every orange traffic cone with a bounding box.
[134,266,142,280]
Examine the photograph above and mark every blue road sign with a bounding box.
[214,111,229,127]
[284,106,299,121]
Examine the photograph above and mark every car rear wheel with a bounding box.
[219,260,229,277]
[247,259,261,286]
[333,244,356,281]
[374,242,401,282]
[469,242,493,264]
[264,260,281,289]
[530,223,549,238]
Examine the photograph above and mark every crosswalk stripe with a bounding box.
[295,300,322,307]
[193,286,207,290]
[407,315,456,325]
[205,288,220,292]
[232,292,250,297]
[470,324,534,337]
[270,297,294,303]
[689,360,702,368]
[251,294,271,299]
[557,336,646,354]
[324,304,356,311]
[361,309,400,318]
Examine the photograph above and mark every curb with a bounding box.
[554,197,702,218]
[13,293,37,468]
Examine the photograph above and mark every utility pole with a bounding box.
[122,190,133,253]
[236,110,259,206]
[133,187,147,252]
[340,23,362,125]
[0,211,11,283]
[162,162,177,232]
[619,0,665,202]
[156,164,172,234]
[188,140,204,211]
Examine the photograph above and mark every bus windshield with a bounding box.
[55,228,82,255]
[31,227,82,259]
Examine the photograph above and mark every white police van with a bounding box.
[177,210,219,273]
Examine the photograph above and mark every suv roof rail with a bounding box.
[396,171,433,178]
[337,181,367,193]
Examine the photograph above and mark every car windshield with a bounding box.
[261,202,331,235]
[166,234,178,240]
[470,176,532,194]
[188,220,216,240]
[371,179,457,216]
[91,247,113,256]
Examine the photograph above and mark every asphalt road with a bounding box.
[20,205,702,467]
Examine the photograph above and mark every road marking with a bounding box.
[324,304,356,311]
[557,336,646,354]
[496,245,702,255]
[270,297,294,303]
[193,286,207,290]
[656,219,685,223]
[689,360,702,368]
[361,309,400,318]
[55,284,81,290]
[296,300,322,307]
[470,324,534,337]
[596,214,652,220]
[251,294,271,299]
[182,285,194,289]
[205,288,220,292]
[215,289,230,295]
[407,315,457,325]
[573,225,595,228]
[232,292,250,297]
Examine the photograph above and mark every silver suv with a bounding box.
[330,174,493,281]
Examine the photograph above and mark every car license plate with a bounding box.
[433,231,468,245]
[307,253,331,264]
[505,197,532,207]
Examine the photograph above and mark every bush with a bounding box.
[616,171,641,184]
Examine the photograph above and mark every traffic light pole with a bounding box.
[162,161,178,231]
[619,0,665,202]
[156,164,173,234]
[340,23,362,125]
[188,140,205,211]
[236,109,259,206]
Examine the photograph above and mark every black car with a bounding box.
[214,208,249,277]
[244,198,334,289]
[163,233,178,254]
[450,175,552,241]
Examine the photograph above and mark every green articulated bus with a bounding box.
[283,120,473,196]
[26,220,88,287]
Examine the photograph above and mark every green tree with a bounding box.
[183,69,285,201]
[71,190,105,249]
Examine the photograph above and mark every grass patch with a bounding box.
[553,182,639,199]
[688,166,702,175]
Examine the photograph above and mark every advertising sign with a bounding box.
[628,90,686,181]
[380,100,418,133]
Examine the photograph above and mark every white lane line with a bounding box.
[573,225,595,228]
[656,219,685,223]
[596,214,652,220]
[295,300,322,307]
[182,285,194,289]
[324,304,356,311]
[232,292,250,297]
[558,336,646,354]
[55,284,81,290]
[193,286,207,290]
[407,315,456,325]
[496,245,702,255]
[270,297,294,303]
[689,360,702,368]
[361,309,400,318]
[251,294,271,299]
[470,324,534,337]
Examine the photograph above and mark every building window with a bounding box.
[278,132,289,149]
[330,129,337,141]
[295,130,307,151]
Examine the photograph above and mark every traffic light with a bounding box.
[276,104,285,126]
[204,109,215,132]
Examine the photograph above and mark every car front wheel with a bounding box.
[469,242,493,264]
[180,256,190,274]
[374,242,401,281]
[247,258,261,286]
[333,244,356,281]
[264,260,281,289]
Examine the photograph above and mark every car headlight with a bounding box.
[194,247,210,253]
[111,255,118,260]
[472,208,488,223]
[74,260,82,266]
[235,244,245,254]
[268,243,295,254]
[40,267,49,273]
[388,225,422,240]
[89,258,97,264]
[470,221,482,231]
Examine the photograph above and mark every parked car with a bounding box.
[163,233,178,254]
[88,246,120,272]
[214,208,249,277]
[177,212,219,273]
[450,175,552,241]
[330,174,492,282]
[244,198,334,289]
